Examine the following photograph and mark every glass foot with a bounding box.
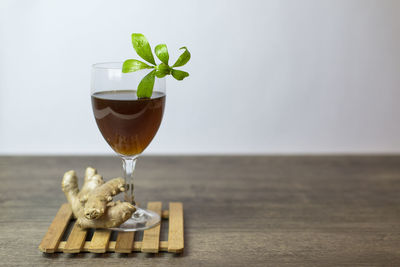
[109,207,161,231]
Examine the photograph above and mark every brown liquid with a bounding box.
[91,90,165,156]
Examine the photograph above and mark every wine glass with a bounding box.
[91,62,165,231]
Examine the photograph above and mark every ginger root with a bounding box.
[61,167,135,229]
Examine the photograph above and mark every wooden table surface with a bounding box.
[1,156,400,266]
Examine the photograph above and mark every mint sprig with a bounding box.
[122,33,191,98]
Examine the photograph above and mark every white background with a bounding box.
[1,0,400,155]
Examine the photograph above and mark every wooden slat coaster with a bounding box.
[39,202,184,254]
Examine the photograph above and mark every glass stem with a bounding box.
[122,156,138,205]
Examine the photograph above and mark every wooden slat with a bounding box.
[115,232,135,253]
[141,201,162,253]
[109,241,116,251]
[162,210,169,219]
[58,240,169,252]
[159,241,168,251]
[57,241,66,251]
[88,229,111,253]
[63,222,88,253]
[39,203,73,253]
[168,202,184,253]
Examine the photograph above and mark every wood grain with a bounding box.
[38,203,72,253]
[58,240,170,252]
[115,232,135,253]
[88,229,111,253]
[168,202,184,253]
[63,222,87,253]
[141,201,162,253]
[3,156,400,266]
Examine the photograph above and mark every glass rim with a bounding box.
[92,62,124,70]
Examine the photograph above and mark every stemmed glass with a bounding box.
[91,62,166,231]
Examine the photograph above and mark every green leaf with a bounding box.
[155,44,169,64]
[171,69,189,80]
[172,47,191,67]
[132,33,156,65]
[122,59,153,73]
[137,70,156,98]
[155,63,171,78]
